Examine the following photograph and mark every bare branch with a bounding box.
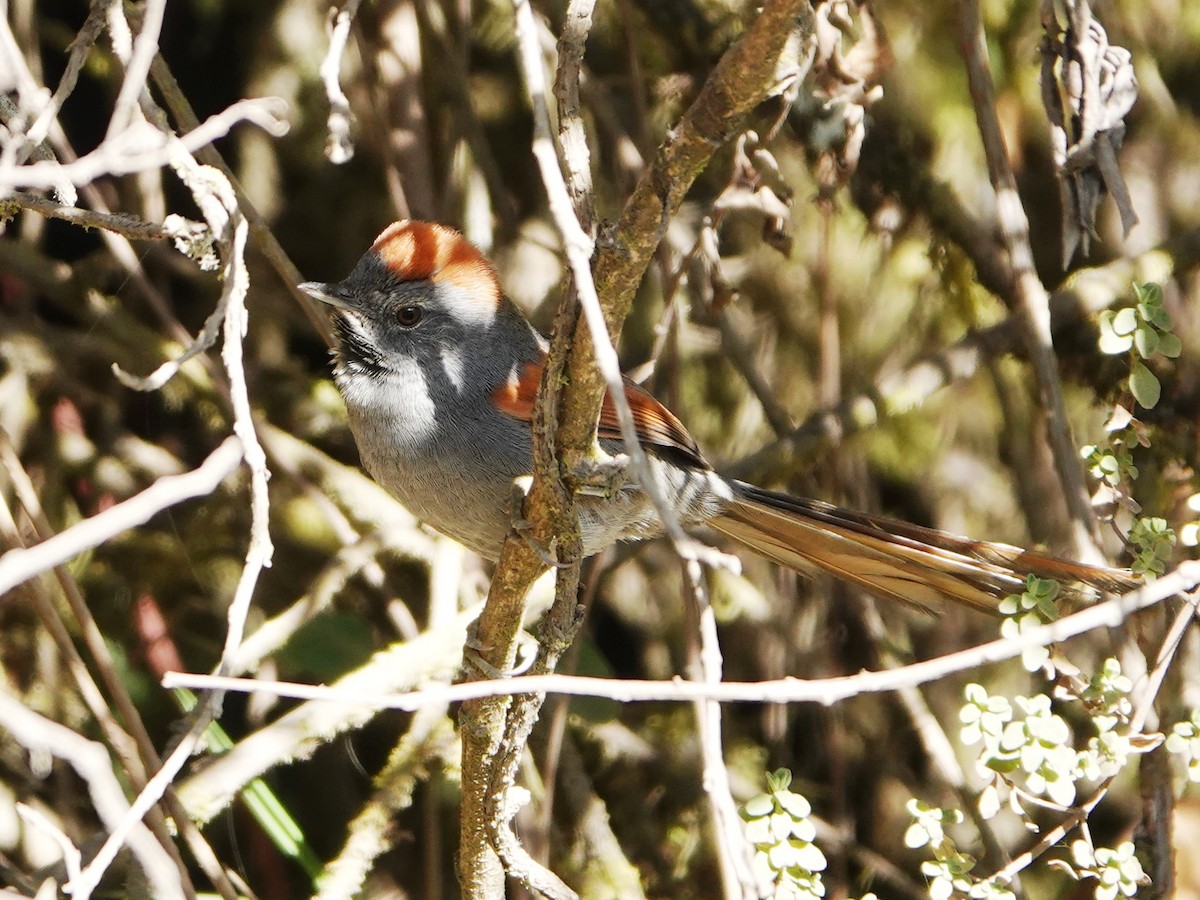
[0,97,289,191]
[960,0,1101,563]
[0,693,184,899]
[0,436,242,595]
[2,190,202,241]
[318,0,362,164]
[164,560,1200,710]
[106,0,167,139]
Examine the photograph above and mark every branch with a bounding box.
[1,191,200,241]
[0,97,289,190]
[0,693,184,899]
[164,559,1200,709]
[318,0,361,163]
[959,0,1101,563]
[455,1,597,892]
[0,436,243,595]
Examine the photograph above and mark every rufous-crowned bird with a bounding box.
[300,220,1136,613]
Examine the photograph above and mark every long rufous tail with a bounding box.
[707,482,1139,614]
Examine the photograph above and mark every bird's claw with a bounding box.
[570,452,630,498]
[508,476,568,568]
[463,628,539,678]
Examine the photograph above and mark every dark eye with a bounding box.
[396,306,423,328]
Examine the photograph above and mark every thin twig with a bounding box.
[25,1,106,150]
[164,560,1198,709]
[147,53,336,346]
[106,0,166,139]
[2,190,199,240]
[214,206,275,672]
[0,97,289,190]
[318,0,362,164]
[0,436,243,595]
[959,0,1101,563]
[0,693,184,900]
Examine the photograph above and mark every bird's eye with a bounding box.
[396,306,423,328]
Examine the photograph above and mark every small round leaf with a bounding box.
[1129,362,1161,409]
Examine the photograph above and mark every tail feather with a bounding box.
[708,482,1140,614]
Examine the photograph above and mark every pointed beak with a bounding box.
[298,281,352,311]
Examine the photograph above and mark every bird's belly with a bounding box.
[361,448,516,558]
[346,403,524,559]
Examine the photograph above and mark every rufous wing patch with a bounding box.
[492,354,707,467]
[601,380,706,467]
[370,220,500,308]
[491,359,542,422]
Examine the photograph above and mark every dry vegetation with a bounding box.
[2,0,1200,898]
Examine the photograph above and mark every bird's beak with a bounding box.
[298,281,352,311]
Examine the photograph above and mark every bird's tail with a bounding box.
[707,481,1139,614]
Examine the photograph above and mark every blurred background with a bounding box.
[2,0,1200,897]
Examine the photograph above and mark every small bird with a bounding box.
[300,220,1136,614]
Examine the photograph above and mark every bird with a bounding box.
[299,220,1137,615]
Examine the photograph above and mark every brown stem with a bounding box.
[959,0,1102,563]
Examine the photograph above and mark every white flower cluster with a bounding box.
[1166,708,1200,783]
[741,769,881,900]
[901,659,1163,898]
[960,685,1079,807]
[903,800,1013,900]
[742,769,827,899]
[1053,841,1149,900]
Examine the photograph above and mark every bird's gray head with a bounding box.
[299,220,511,385]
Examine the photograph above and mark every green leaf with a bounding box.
[1145,304,1172,330]
[1035,595,1060,621]
[767,767,793,792]
[1134,282,1163,306]
[1111,307,1138,336]
[1129,362,1161,409]
[1098,325,1133,355]
[1133,325,1159,358]
[1159,332,1182,358]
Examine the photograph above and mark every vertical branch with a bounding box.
[456,3,815,896]
[557,0,813,471]
[318,0,362,164]
[958,0,1102,563]
[457,0,599,893]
